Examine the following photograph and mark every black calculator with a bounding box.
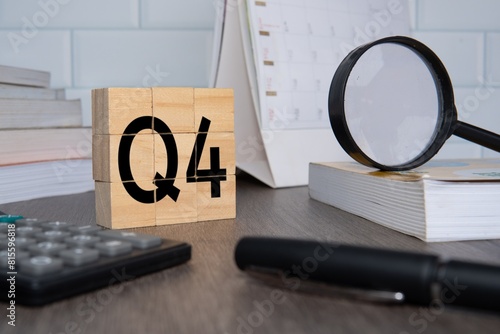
[0,213,191,306]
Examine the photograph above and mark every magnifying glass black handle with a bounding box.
[454,121,500,153]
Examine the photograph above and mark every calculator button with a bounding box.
[65,235,101,247]
[16,226,42,237]
[19,256,63,276]
[36,230,71,242]
[1,237,35,249]
[40,221,75,230]
[13,237,36,249]
[98,230,162,249]
[68,225,103,234]
[59,248,100,266]
[0,250,30,268]
[95,240,132,257]
[28,241,67,255]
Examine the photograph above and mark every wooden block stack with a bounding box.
[92,87,235,229]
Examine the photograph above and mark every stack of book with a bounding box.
[309,159,500,242]
[0,65,93,204]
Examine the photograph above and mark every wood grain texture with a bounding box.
[92,87,235,225]
[95,181,156,229]
[155,178,197,225]
[194,88,234,133]
[2,173,500,334]
[92,88,152,135]
[154,132,195,181]
[93,133,155,182]
[197,174,236,221]
[152,87,194,133]
[197,132,235,177]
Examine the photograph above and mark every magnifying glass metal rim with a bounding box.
[328,36,457,171]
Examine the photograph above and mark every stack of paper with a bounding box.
[0,65,93,204]
[309,159,500,242]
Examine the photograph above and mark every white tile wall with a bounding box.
[418,0,500,30]
[435,139,483,160]
[0,0,498,161]
[0,30,71,87]
[412,32,484,86]
[65,88,91,125]
[141,0,216,29]
[486,34,500,85]
[446,87,500,159]
[0,0,216,126]
[73,30,213,87]
[411,0,500,160]
[456,92,500,154]
[0,0,139,28]
[455,88,500,133]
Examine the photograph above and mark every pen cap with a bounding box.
[439,260,500,311]
[235,237,440,304]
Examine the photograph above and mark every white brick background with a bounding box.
[411,0,500,159]
[0,0,215,127]
[0,0,498,159]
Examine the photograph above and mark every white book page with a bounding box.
[245,0,410,131]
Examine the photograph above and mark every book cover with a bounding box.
[316,159,500,182]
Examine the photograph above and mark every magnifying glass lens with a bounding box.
[344,43,440,167]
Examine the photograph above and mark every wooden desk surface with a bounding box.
[2,173,500,334]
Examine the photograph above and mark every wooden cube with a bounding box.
[95,181,156,229]
[93,88,152,135]
[191,128,235,221]
[93,133,154,183]
[92,87,235,229]
[196,132,235,177]
[154,133,195,181]
[155,178,197,225]
[152,87,194,133]
[197,174,236,221]
[194,88,234,133]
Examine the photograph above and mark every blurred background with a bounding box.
[0,0,498,159]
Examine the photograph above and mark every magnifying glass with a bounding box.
[328,36,500,171]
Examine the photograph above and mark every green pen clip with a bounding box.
[0,215,23,223]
